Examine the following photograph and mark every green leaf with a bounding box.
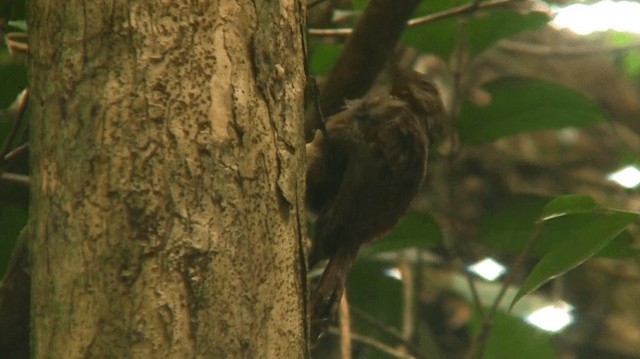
[598,230,640,258]
[362,211,442,255]
[480,194,640,259]
[622,50,640,78]
[606,32,640,77]
[534,213,635,258]
[458,77,606,145]
[474,311,555,359]
[402,0,460,59]
[0,61,27,108]
[540,194,599,220]
[511,209,639,309]
[352,0,369,10]
[402,18,457,60]
[403,1,549,58]
[607,32,638,46]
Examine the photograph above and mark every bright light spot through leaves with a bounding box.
[552,0,640,35]
[525,302,575,333]
[607,165,640,189]
[384,267,402,281]
[467,257,507,281]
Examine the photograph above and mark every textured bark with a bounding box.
[28,1,307,358]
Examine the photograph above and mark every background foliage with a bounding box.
[0,0,27,277]
[307,0,640,358]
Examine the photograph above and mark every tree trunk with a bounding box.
[28,1,308,358]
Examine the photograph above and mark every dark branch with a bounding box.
[307,0,518,37]
[305,0,421,138]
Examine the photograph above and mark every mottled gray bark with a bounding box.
[28,1,307,357]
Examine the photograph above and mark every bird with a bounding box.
[305,71,445,341]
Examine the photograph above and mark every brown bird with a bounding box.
[306,71,445,340]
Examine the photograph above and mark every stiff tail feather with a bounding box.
[310,246,359,343]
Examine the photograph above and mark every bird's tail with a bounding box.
[310,246,359,344]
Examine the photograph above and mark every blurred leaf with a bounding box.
[473,311,555,359]
[403,19,457,60]
[607,32,640,77]
[403,1,548,58]
[0,61,27,108]
[467,10,549,56]
[8,0,26,19]
[352,0,369,10]
[458,77,606,145]
[363,211,442,255]
[607,32,637,46]
[511,209,639,308]
[621,50,640,78]
[0,199,28,276]
[480,194,639,259]
[402,0,459,59]
[308,41,343,76]
[0,48,9,67]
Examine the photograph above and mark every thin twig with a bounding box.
[338,294,352,359]
[408,0,513,27]
[0,172,30,186]
[350,306,429,358]
[5,31,28,59]
[310,77,328,139]
[453,11,489,319]
[464,221,545,359]
[0,89,28,164]
[398,251,414,344]
[307,28,352,37]
[0,90,28,187]
[3,142,27,161]
[306,0,420,138]
[465,275,486,320]
[327,327,416,359]
[351,306,406,343]
[308,0,516,37]
[448,17,484,356]
[499,39,640,56]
